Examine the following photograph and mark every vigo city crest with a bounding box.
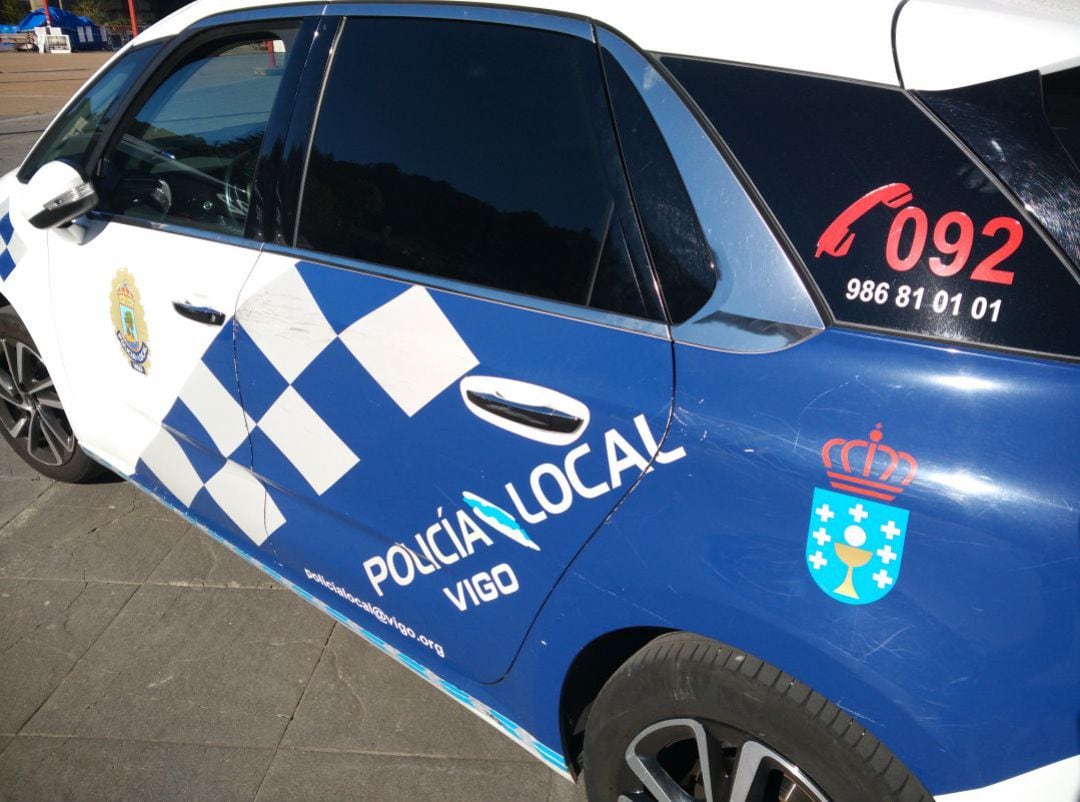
[110,269,151,374]
[805,424,918,605]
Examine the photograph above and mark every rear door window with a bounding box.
[296,17,661,321]
[664,58,1080,360]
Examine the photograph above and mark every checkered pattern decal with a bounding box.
[135,261,478,548]
[0,199,27,281]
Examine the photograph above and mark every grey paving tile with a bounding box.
[0,579,135,733]
[149,527,278,590]
[548,772,588,802]
[0,497,189,583]
[0,132,37,178]
[0,476,51,530]
[282,625,529,762]
[0,113,53,135]
[0,736,9,754]
[0,442,51,480]
[0,736,273,802]
[257,749,553,802]
[25,584,333,747]
[39,474,153,513]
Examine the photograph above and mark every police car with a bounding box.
[1,0,1077,799]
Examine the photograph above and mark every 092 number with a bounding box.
[885,209,1022,285]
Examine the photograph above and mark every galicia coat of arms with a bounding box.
[109,269,151,374]
[805,424,918,605]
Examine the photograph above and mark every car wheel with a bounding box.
[583,633,931,802]
[0,308,103,482]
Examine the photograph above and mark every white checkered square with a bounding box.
[178,361,254,458]
[237,265,336,382]
[205,459,285,546]
[339,287,478,417]
[7,231,26,264]
[258,386,358,495]
[140,428,202,506]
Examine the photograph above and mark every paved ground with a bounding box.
[0,50,587,802]
[0,52,112,116]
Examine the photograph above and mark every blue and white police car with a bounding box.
[0,1,1077,799]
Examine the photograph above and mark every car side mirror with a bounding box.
[22,159,98,229]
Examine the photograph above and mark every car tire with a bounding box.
[582,632,932,802]
[0,307,104,483]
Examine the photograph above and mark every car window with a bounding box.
[296,17,662,321]
[19,44,161,181]
[601,49,715,324]
[664,57,1080,360]
[95,28,297,237]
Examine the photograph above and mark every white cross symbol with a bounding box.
[808,551,828,570]
[872,569,893,589]
[881,520,902,540]
[812,527,831,546]
[849,503,869,523]
[876,544,897,564]
[815,504,835,523]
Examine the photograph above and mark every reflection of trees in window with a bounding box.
[300,154,602,306]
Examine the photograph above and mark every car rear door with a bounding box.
[233,8,678,681]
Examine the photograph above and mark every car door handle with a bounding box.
[465,389,582,434]
[172,301,225,327]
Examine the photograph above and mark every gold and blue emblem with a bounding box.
[805,424,918,605]
[109,269,151,374]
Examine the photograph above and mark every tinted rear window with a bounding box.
[664,57,1080,360]
[920,68,1080,272]
[296,18,661,320]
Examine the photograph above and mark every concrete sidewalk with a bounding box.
[0,51,587,802]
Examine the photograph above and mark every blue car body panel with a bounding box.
[499,326,1079,795]
[231,257,676,682]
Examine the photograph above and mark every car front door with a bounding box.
[232,9,682,680]
[48,20,307,550]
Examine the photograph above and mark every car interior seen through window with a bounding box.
[297,18,662,320]
[96,30,295,236]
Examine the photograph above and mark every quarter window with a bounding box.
[96,28,297,237]
[297,18,661,320]
[664,58,1080,359]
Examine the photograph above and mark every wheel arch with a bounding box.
[558,625,673,777]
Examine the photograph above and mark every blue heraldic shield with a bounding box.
[805,487,908,605]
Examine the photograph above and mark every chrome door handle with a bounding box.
[173,301,225,327]
[465,389,582,434]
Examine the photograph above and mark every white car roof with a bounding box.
[136,0,1080,90]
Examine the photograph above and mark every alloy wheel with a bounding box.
[0,337,75,467]
[618,718,830,802]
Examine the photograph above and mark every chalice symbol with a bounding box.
[833,524,872,599]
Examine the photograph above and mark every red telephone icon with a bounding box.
[815,183,914,258]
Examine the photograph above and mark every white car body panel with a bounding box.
[135,0,1080,91]
[896,0,1080,90]
[46,219,259,474]
[937,755,1080,802]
